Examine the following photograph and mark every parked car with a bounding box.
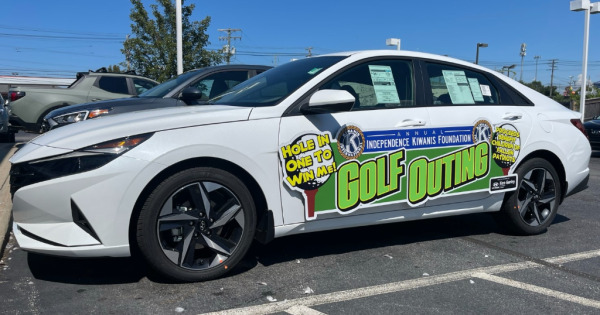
[584,115,600,150]
[10,50,591,282]
[42,65,271,131]
[0,94,15,142]
[7,68,158,133]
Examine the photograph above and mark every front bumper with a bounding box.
[11,153,161,257]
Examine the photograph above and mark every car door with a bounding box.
[418,60,533,208]
[278,58,432,224]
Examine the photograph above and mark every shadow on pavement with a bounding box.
[23,211,571,285]
[27,254,149,284]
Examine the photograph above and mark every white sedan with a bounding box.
[9,50,591,282]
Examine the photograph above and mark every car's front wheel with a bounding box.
[496,158,561,235]
[136,167,256,282]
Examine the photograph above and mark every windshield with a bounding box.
[138,70,203,98]
[211,56,346,107]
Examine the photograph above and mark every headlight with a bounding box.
[52,111,88,125]
[10,133,153,195]
[49,109,111,129]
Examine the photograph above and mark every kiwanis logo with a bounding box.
[337,125,365,160]
[472,120,492,143]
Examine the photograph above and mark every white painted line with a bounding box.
[201,250,600,315]
[201,262,536,315]
[473,273,600,309]
[544,249,600,265]
[285,304,327,315]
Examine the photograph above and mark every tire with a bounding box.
[496,158,561,235]
[136,167,256,282]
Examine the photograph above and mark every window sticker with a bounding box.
[442,70,475,104]
[368,65,400,104]
[308,68,323,75]
[480,84,492,97]
[279,120,518,220]
[468,78,484,102]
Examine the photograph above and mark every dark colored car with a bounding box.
[42,65,271,131]
[584,115,600,150]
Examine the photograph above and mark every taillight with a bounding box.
[570,119,588,139]
[9,91,25,102]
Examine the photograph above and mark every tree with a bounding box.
[122,0,223,82]
[524,80,560,98]
[106,65,122,73]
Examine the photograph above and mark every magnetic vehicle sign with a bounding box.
[279,120,518,220]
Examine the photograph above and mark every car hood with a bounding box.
[584,120,600,128]
[46,97,149,117]
[12,105,253,163]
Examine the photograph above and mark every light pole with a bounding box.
[502,64,516,78]
[475,43,488,65]
[386,38,401,50]
[176,0,183,75]
[570,0,600,121]
[519,43,526,82]
[534,55,541,81]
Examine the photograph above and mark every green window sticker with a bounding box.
[468,78,484,102]
[308,68,323,75]
[368,65,400,104]
[442,70,475,104]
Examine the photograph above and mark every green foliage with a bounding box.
[523,80,560,98]
[106,65,122,73]
[122,0,223,82]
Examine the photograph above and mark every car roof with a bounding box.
[320,50,487,71]
[182,64,272,75]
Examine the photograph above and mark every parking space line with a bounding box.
[285,305,327,315]
[201,250,600,315]
[544,249,600,264]
[473,273,600,309]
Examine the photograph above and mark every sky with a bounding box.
[1,0,599,91]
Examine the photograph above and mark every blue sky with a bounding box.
[1,0,599,90]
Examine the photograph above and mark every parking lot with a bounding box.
[0,135,599,314]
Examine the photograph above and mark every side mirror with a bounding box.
[180,87,206,101]
[302,89,355,114]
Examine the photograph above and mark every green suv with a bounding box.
[7,69,158,133]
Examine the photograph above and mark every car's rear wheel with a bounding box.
[136,167,256,282]
[497,158,561,235]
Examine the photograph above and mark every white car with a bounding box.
[9,50,591,282]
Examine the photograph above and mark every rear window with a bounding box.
[426,62,499,105]
[98,76,129,94]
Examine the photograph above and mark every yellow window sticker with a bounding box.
[368,65,400,104]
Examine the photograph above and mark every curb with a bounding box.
[0,145,17,258]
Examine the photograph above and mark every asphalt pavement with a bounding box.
[1,134,599,314]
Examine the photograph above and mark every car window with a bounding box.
[319,59,415,110]
[133,78,157,95]
[189,71,249,99]
[212,56,346,107]
[425,62,499,105]
[97,76,129,94]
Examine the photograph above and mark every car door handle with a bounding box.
[91,98,102,102]
[395,119,426,127]
[502,112,523,121]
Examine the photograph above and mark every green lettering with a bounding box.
[337,162,359,211]
[359,161,377,202]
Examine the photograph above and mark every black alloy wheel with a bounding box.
[497,158,561,235]
[137,167,256,282]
